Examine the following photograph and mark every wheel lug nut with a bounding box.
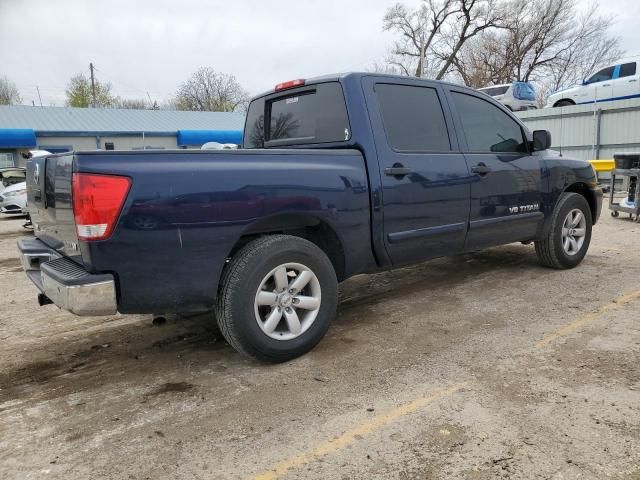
[286,307,292,313]
[289,289,295,294]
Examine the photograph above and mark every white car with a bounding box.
[0,181,27,215]
[0,150,51,216]
[0,167,26,194]
[547,61,639,107]
[477,82,538,111]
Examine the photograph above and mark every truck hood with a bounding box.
[547,85,582,104]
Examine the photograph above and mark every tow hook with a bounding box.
[38,293,53,306]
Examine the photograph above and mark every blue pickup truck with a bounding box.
[19,73,602,362]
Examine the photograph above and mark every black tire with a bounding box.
[215,235,338,363]
[535,193,592,269]
[611,210,619,218]
[554,100,574,107]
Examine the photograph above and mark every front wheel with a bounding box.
[535,193,593,269]
[215,235,338,362]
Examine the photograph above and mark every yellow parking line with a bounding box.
[249,290,639,480]
[535,289,640,348]
[250,383,465,480]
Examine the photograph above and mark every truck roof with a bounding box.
[252,72,471,100]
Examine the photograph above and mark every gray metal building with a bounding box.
[517,98,640,161]
[0,105,245,168]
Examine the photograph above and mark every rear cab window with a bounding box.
[244,82,350,148]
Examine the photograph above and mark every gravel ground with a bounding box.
[1,203,639,480]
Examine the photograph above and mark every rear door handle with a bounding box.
[471,164,492,175]
[629,79,637,83]
[384,166,412,177]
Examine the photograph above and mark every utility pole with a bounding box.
[89,62,97,108]
[36,86,43,107]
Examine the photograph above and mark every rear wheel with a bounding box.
[535,193,592,269]
[215,235,338,362]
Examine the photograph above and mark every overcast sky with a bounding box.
[1,0,639,107]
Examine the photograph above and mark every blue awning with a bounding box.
[177,129,243,146]
[0,129,37,148]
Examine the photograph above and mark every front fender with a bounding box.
[537,156,600,238]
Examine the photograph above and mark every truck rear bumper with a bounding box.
[18,238,117,316]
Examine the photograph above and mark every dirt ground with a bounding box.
[1,203,639,480]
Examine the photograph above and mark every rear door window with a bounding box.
[244,82,350,148]
[375,83,451,152]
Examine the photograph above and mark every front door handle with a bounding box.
[471,163,492,175]
[602,83,611,87]
[629,79,637,83]
[385,165,412,177]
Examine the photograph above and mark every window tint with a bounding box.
[375,83,450,152]
[451,92,526,153]
[244,97,266,148]
[244,82,350,148]
[619,62,637,78]
[586,66,615,84]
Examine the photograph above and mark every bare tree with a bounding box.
[0,77,22,105]
[383,0,459,77]
[451,0,622,99]
[174,68,249,112]
[434,0,505,79]
[382,0,503,79]
[382,0,621,104]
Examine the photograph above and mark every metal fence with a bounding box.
[516,98,640,161]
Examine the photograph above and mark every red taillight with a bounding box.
[274,79,305,92]
[72,173,131,241]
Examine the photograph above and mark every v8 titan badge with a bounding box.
[509,203,540,214]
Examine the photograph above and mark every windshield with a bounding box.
[513,82,536,101]
[244,82,350,148]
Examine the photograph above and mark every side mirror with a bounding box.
[533,130,552,151]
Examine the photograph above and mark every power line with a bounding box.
[93,66,172,100]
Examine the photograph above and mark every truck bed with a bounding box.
[27,149,374,313]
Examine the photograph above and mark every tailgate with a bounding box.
[27,153,83,262]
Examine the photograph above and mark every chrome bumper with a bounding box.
[18,238,117,316]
